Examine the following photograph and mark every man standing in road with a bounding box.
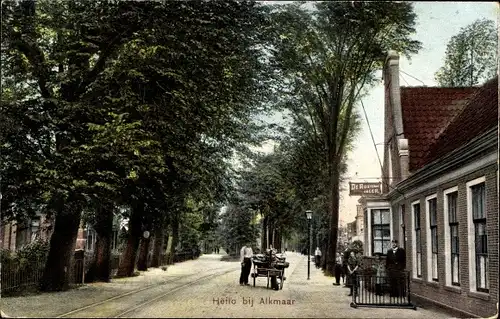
[386,240,406,297]
[239,243,253,286]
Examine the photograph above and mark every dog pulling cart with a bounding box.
[251,249,289,290]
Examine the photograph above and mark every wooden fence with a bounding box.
[1,257,84,295]
[2,251,194,295]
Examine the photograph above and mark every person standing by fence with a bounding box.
[373,252,385,295]
[333,252,343,285]
[239,243,253,286]
[386,240,406,297]
[347,251,361,296]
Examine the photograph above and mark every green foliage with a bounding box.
[266,1,420,268]
[1,0,277,287]
[219,204,259,253]
[435,19,497,87]
[1,0,421,285]
[178,201,204,251]
[1,240,49,267]
[1,0,273,220]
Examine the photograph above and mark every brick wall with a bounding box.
[396,163,498,318]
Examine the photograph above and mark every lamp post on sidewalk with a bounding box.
[306,210,312,280]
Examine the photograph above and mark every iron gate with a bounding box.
[350,270,416,309]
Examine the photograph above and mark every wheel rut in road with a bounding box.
[56,266,239,318]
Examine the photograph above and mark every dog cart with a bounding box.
[251,250,289,290]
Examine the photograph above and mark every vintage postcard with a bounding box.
[0,1,498,318]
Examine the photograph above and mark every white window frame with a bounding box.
[466,176,487,293]
[85,224,96,252]
[443,186,459,287]
[371,208,391,256]
[30,217,41,242]
[425,194,438,282]
[111,229,119,251]
[411,200,422,279]
[366,205,391,256]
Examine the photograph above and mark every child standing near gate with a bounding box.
[373,253,385,295]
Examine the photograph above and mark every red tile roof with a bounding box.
[423,77,498,166]
[400,87,478,171]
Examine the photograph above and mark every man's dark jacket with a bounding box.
[386,247,406,272]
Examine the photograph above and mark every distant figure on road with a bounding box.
[386,240,406,297]
[314,247,322,269]
[239,243,253,286]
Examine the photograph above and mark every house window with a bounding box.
[471,182,488,292]
[30,217,40,242]
[427,197,438,281]
[413,202,422,278]
[86,225,96,252]
[111,230,119,251]
[372,209,391,255]
[447,191,460,286]
[15,221,29,251]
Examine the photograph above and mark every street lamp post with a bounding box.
[306,210,313,280]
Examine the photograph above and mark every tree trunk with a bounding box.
[39,208,82,291]
[261,215,267,251]
[137,236,150,271]
[272,227,276,249]
[326,167,341,275]
[268,219,274,248]
[116,204,143,277]
[167,215,179,264]
[151,226,165,267]
[88,207,114,282]
[274,228,281,251]
[321,241,328,270]
[165,231,173,265]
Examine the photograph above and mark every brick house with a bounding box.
[1,213,122,255]
[360,51,498,317]
[0,213,54,251]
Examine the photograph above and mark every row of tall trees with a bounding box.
[2,0,428,290]
[221,1,421,274]
[1,0,275,291]
[216,5,496,275]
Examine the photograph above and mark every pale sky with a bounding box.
[255,2,499,224]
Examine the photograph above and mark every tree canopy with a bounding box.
[2,0,424,289]
[435,18,497,87]
[266,1,421,273]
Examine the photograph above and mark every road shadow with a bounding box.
[220,255,239,262]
